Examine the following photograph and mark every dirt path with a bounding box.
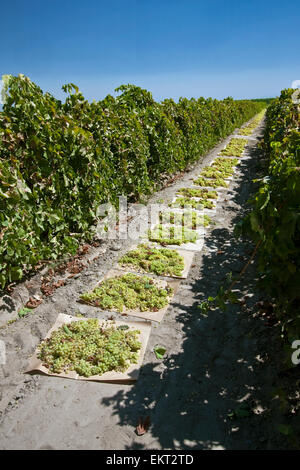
[0,119,289,450]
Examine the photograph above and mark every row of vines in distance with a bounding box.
[0,74,266,288]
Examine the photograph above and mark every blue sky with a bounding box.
[1,0,299,102]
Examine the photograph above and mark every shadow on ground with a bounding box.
[100,130,286,450]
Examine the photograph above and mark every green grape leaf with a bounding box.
[154,346,166,359]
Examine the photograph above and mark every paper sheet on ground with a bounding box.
[80,269,181,322]
[26,313,152,383]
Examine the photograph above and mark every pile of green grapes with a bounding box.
[212,157,239,168]
[193,175,228,188]
[119,244,185,276]
[239,110,265,135]
[170,197,215,210]
[38,318,141,377]
[176,188,218,199]
[220,138,247,157]
[200,166,234,179]
[159,210,212,229]
[80,273,173,312]
[147,224,199,245]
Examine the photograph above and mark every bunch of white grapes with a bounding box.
[38,318,141,377]
[80,273,173,312]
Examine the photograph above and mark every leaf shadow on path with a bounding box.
[100,130,286,450]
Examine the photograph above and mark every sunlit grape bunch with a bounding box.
[80,273,173,312]
[38,318,141,377]
[119,244,185,276]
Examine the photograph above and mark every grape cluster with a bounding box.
[119,244,185,276]
[38,318,142,377]
[159,210,212,229]
[176,188,218,199]
[239,110,265,135]
[193,175,228,188]
[201,166,233,179]
[212,157,239,168]
[219,138,247,157]
[170,197,215,210]
[80,273,173,312]
[148,224,199,246]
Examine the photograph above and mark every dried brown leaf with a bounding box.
[25,297,43,308]
[136,416,151,436]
